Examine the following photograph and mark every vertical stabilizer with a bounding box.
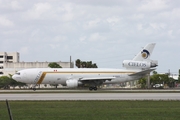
[122,43,157,70]
[133,43,156,61]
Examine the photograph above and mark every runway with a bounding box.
[1,93,180,100]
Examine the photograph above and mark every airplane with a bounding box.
[12,43,158,91]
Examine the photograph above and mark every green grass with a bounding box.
[1,100,180,120]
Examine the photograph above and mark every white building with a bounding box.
[0,52,20,76]
[169,74,179,80]
[0,52,74,76]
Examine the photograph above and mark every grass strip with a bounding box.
[0,100,180,120]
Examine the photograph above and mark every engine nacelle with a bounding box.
[122,60,157,69]
[150,60,158,67]
[66,79,79,88]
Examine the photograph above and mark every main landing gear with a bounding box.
[32,88,36,91]
[89,86,97,91]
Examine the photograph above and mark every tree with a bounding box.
[75,59,81,68]
[0,74,26,89]
[178,69,180,83]
[48,62,62,68]
[75,59,98,68]
[91,63,98,68]
[168,77,175,88]
[0,76,12,89]
[138,71,175,88]
[138,77,146,88]
[153,71,158,75]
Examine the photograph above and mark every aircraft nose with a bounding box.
[12,74,18,81]
[12,75,15,80]
[12,73,22,82]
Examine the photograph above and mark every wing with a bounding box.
[80,76,116,81]
[129,69,155,76]
[79,76,116,86]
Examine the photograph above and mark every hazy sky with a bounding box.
[1,0,180,74]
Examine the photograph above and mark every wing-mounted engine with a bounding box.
[66,79,82,88]
[122,60,158,69]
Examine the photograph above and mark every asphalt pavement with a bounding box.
[1,93,180,100]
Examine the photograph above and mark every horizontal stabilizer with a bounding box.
[129,69,155,76]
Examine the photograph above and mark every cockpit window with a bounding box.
[15,72,20,75]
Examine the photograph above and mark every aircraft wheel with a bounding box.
[93,87,97,91]
[33,88,36,91]
[89,87,93,91]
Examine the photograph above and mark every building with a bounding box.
[0,52,20,76]
[0,52,74,76]
[169,74,179,80]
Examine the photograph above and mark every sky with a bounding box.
[0,0,180,74]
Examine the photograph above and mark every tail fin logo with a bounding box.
[141,49,150,59]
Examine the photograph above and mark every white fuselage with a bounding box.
[13,68,142,86]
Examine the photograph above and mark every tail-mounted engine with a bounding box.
[122,60,158,69]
